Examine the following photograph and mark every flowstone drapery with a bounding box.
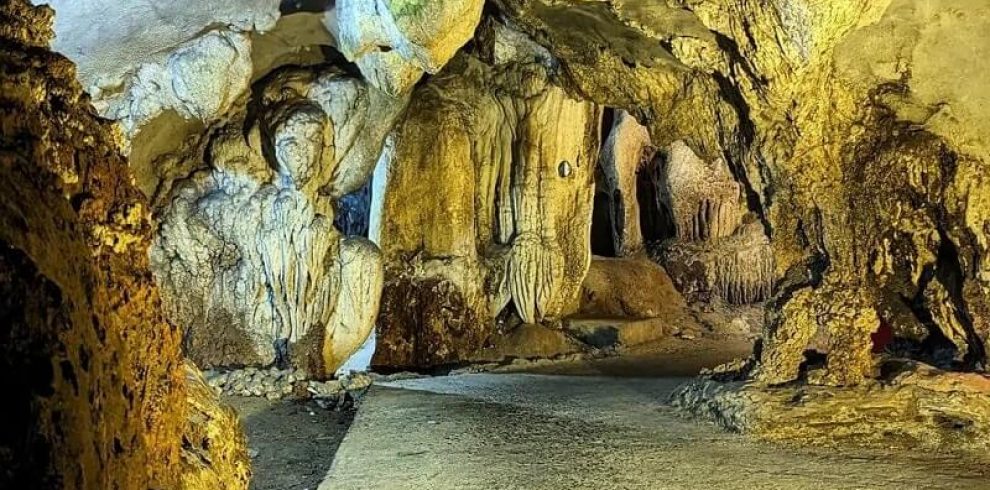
[152,67,406,378]
[642,142,774,305]
[371,22,600,368]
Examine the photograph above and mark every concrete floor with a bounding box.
[321,370,990,489]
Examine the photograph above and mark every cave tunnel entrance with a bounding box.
[591,107,620,257]
[591,181,620,257]
[636,152,676,245]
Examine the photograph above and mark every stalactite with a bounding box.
[713,238,775,304]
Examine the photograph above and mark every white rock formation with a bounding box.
[151,67,407,377]
[661,141,745,243]
[647,141,774,304]
[333,0,485,95]
[34,0,280,141]
[596,111,655,256]
[34,0,279,93]
[102,30,256,139]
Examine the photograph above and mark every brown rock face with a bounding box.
[579,257,688,320]
[0,2,246,488]
[181,362,251,489]
[373,276,488,369]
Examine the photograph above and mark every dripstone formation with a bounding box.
[151,65,404,378]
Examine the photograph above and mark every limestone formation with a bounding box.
[101,29,255,140]
[657,142,745,244]
[181,363,252,490]
[334,0,485,95]
[493,0,990,445]
[151,66,404,377]
[371,24,599,368]
[38,0,280,154]
[12,0,990,469]
[673,360,990,456]
[643,142,774,305]
[578,256,691,321]
[594,111,654,257]
[0,2,245,487]
[653,221,775,305]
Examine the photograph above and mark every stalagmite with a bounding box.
[595,110,654,256]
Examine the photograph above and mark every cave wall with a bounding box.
[0,2,247,488]
[150,65,405,378]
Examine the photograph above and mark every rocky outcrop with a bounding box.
[181,363,252,490]
[578,257,689,321]
[0,2,244,487]
[333,0,485,95]
[371,21,600,368]
[151,66,404,378]
[673,360,990,456]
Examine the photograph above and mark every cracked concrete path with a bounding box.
[320,372,989,490]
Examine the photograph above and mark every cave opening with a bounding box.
[591,107,620,257]
[636,151,676,245]
[591,170,620,257]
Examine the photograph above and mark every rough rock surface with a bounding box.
[334,0,485,95]
[34,0,279,94]
[151,66,405,377]
[643,142,774,305]
[652,221,775,305]
[181,363,252,490]
[204,367,372,403]
[470,323,587,363]
[35,0,281,160]
[372,23,599,368]
[673,360,990,456]
[492,0,990,444]
[578,256,691,321]
[0,3,245,487]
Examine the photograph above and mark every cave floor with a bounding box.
[318,345,990,489]
[228,396,355,490]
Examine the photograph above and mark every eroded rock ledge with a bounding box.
[673,360,990,456]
